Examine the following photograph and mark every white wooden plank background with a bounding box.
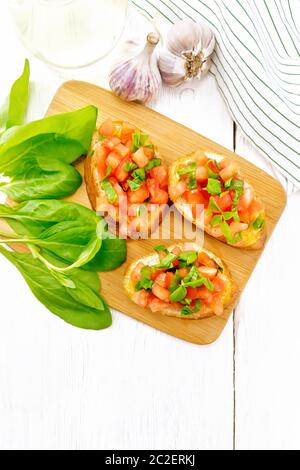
[0,3,299,451]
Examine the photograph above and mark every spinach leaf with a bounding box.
[0,154,82,201]
[84,236,127,272]
[0,106,97,156]
[0,200,126,272]
[0,59,30,135]
[0,247,112,330]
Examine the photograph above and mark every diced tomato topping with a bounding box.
[171,246,182,256]
[115,157,130,182]
[187,287,202,300]
[155,273,167,288]
[185,189,208,206]
[147,179,169,204]
[218,158,233,170]
[196,166,208,184]
[143,146,155,159]
[152,283,170,301]
[149,298,170,313]
[165,272,174,289]
[178,268,189,278]
[99,118,114,138]
[104,136,121,150]
[149,165,168,189]
[151,269,166,281]
[198,266,218,279]
[213,193,232,212]
[107,151,122,170]
[170,181,187,201]
[208,160,219,174]
[237,186,253,212]
[133,290,149,308]
[197,251,216,268]
[219,163,238,182]
[94,147,108,180]
[115,143,130,159]
[132,147,149,168]
[198,287,214,304]
[127,184,150,204]
[131,262,144,283]
[230,221,248,236]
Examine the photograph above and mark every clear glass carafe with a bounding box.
[9,0,129,68]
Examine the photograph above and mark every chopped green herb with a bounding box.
[97,132,107,142]
[145,158,161,171]
[170,285,187,303]
[135,266,154,291]
[211,215,223,227]
[156,253,178,269]
[220,221,233,243]
[178,251,198,265]
[208,197,221,213]
[87,149,95,158]
[101,179,117,203]
[127,167,146,191]
[188,173,198,190]
[253,215,265,230]
[170,272,181,293]
[131,132,149,152]
[180,299,202,316]
[183,265,200,283]
[222,211,240,222]
[124,161,138,172]
[224,178,232,189]
[206,160,220,179]
[206,178,222,195]
[177,163,197,176]
[128,179,143,191]
[182,277,214,291]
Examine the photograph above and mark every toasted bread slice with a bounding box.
[124,242,237,319]
[85,120,168,238]
[169,152,266,249]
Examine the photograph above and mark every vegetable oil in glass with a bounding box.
[9,0,129,68]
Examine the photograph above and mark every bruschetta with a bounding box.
[85,119,169,238]
[169,151,266,249]
[124,243,236,319]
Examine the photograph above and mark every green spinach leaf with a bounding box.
[0,59,30,135]
[0,246,112,330]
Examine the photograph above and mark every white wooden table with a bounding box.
[1,4,300,451]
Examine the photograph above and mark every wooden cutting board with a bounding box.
[5,81,288,344]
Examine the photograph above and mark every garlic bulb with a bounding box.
[109,32,162,103]
[158,20,215,87]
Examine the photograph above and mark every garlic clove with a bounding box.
[158,20,215,87]
[109,32,162,104]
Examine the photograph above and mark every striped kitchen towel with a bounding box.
[132,0,300,189]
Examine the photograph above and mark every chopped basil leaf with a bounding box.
[183,277,214,291]
[210,215,223,227]
[128,179,143,191]
[177,163,197,176]
[170,285,187,303]
[124,161,138,172]
[131,132,149,152]
[145,158,161,171]
[222,211,240,222]
[101,179,117,203]
[208,197,221,213]
[135,266,154,291]
[156,253,177,269]
[170,272,181,293]
[128,167,146,191]
[224,178,232,189]
[181,298,192,306]
[220,221,233,243]
[206,178,222,195]
[188,173,198,190]
[178,251,198,265]
[253,215,265,230]
[194,299,201,312]
[87,149,95,157]
[183,265,200,283]
[154,245,169,254]
[181,306,193,316]
[206,160,220,179]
